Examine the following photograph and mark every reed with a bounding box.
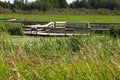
[0,35,120,79]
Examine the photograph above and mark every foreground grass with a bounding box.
[0,35,120,80]
[0,14,120,22]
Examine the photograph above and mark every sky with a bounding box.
[0,0,75,4]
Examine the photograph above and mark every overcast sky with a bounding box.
[0,0,75,4]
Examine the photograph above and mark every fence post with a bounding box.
[31,27,32,35]
[54,22,56,28]
[36,27,38,36]
[87,22,91,28]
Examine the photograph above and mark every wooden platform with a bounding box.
[1,18,120,36]
[22,22,111,36]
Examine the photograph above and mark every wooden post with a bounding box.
[31,27,32,35]
[87,22,91,28]
[54,22,56,28]
[36,27,38,36]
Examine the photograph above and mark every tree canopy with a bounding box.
[70,0,120,10]
[0,0,120,12]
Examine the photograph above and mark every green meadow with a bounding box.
[0,14,120,80]
[0,14,120,22]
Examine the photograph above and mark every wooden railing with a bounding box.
[22,22,120,36]
[1,18,120,36]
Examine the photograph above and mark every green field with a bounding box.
[0,14,120,80]
[0,14,120,22]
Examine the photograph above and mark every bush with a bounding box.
[109,25,120,38]
[0,21,23,35]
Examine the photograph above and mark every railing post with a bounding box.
[54,22,56,28]
[36,27,38,36]
[64,22,67,36]
[31,27,32,35]
[87,22,91,28]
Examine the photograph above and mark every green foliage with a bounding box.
[0,21,23,35]
[1,0,120,13]
[1,14,120,22]
[70,0,120,10]
[68,35,83,52]
[0,14,120,79]
[110,25,120,38]
[0,35,120,79]
[0,0,68,11]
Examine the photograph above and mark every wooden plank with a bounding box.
[47,28,65,33]
[22,26,29,28]
[65,28,75,31]
[22,29,31,31]
[22,21,50,25]
[91,28,111,31]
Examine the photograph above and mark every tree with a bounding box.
[14,0,19,9]
[7,1,11,9]
[25,0,28,4]
[59,0,68,8]
[70,0,120,10]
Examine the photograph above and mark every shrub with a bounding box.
[109,25,120,38]
[0,21,23,35]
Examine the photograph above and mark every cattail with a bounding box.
[117,40,120,47]
[98,43,103,49]
[111,59,120,70]
[108,40,113,47]
[34,70,43,80]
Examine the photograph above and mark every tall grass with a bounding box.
[0,35,120,79]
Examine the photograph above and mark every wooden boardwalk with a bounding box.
[1,18,120,36]
[22,22,91,36]
[22,22,112,36]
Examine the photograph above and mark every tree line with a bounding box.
[0,0,120,11]
[70,0,120,10]
[0,0,68,11]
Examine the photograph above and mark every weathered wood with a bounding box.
[22,22,114,36]
[91,28,110,31]
[47,27,65,33]
[1,18,120,36]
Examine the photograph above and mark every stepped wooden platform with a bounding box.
[1,18,120,36]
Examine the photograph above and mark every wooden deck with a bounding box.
[22,22,112,36]
[1,18,120,36]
